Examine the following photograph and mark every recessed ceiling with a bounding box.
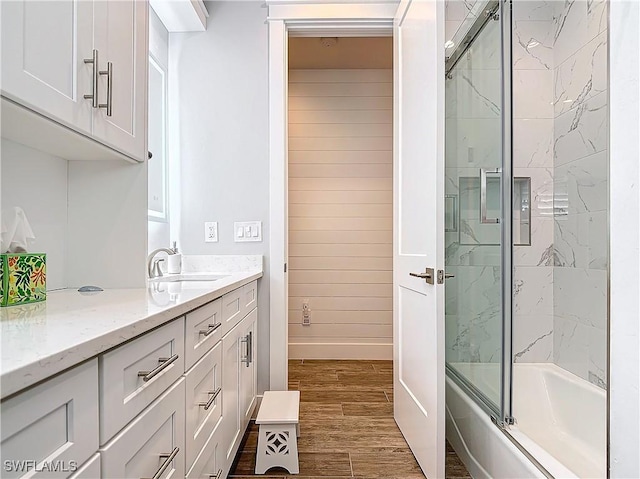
[288,37,393,69]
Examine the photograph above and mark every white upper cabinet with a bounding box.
[0,0,148,163]
[92,0,148,160]
[0,0,94,135]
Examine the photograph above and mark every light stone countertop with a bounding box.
[0,270,262,400]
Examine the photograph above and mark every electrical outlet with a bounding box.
[302,300,311,326]
[204,222,218,242]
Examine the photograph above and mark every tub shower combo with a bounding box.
[444,0,608,477]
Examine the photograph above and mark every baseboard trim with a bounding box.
[288,343,392,360]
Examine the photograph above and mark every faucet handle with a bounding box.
[152,258,165,278]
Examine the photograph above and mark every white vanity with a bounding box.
[0,268,261,479]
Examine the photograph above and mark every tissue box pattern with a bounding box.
[0,253,46,307]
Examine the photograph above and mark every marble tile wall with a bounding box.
[512,1,556,364]
[552,0,608,389]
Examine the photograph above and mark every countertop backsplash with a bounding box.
[181,254,263,274]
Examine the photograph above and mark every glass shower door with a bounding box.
[444,3,508,414]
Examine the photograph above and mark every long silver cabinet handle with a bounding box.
[142,447,179,479]
[208,470,223,479]
[99,61,113,116]
[199,387,222,410]
[241,332,252,367]
[83,49,99,108]
[137,354,179,382]
[199,322,222,337]
[480,167,501,224]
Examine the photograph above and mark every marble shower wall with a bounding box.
[552,0,608,389]
[512,1,555,364]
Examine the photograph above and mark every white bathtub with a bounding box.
[446,363,607,479]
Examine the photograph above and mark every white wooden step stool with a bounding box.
[255,390,300,475]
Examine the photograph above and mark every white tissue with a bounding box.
[1,207,36,253]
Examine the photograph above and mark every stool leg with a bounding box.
[255,424,299,475]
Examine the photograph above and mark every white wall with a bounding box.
[287,68,393,359]
[1,140,68,290]
[169,1,270,392]
[609,1,640,476]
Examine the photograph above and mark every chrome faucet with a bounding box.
[147,248,175,279]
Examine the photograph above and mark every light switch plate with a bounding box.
[234,221,262,242]
[204,222,218,242]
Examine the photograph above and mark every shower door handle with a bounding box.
[480,167,501,224]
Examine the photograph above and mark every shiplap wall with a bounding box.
[288,69,393,359]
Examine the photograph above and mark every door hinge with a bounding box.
[284,263,287,273]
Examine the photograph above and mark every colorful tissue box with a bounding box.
[0,253,46,307]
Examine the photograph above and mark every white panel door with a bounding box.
[0,0,93,134]
[393,1,446,478]
[92,0,147,160]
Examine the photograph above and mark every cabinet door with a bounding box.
[0,0,93,134]
[221,323,241,468]
[221,311,258,470]
[100,379,186,479]
[185,342,223,469]
[0,360,98,479]
[69,453,101,479]
[186,427,224,479]
[239,308,258,430]
[100,318,185,444]
[92,0,147,161]
[185,298,223,371]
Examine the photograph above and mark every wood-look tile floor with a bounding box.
[229,360,472,479]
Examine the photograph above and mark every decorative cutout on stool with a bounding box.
[265,430,290,455]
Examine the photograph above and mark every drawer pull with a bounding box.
[199,387,222,410]
[199,322,222,337]
[208,469,223,479]
[137,354,179,382]
[241,331,253,367]
[143,446,179,479]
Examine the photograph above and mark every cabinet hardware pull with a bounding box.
[137,354,179,382]
[83,49,99,108]
[208,469,223,479]
[199,322,222,337]
[99,61,113,116]
[142,447,179,479]
[241,331,253,367]
[199,387,222,410]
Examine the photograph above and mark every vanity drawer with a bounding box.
[100,318,185,444]
[221,287,243,332]
[69,453,100,479]
[0,360,98,479]
[100,378,185,479]
[243,280,258,313]
[185,341,223,469]
[186,425,225,479]
[185,298,222,371]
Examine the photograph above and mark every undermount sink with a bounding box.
[150,273,229,283]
